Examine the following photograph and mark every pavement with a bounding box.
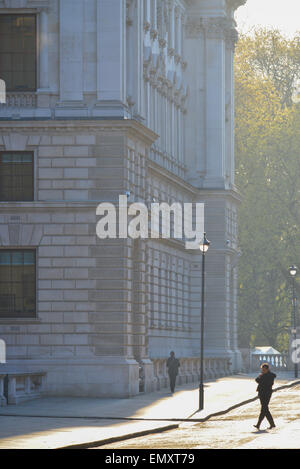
[0,371,299,449]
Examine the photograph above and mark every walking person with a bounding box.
[254,363,276,430]
[167,351,180,394]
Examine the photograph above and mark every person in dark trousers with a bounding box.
[254,363,276,430]
[167,351,180,394]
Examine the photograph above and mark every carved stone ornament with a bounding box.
[225,27,239,49]
[144,51,188,108]
[167,47,175,58]
[150,29,158,41]
[144,21,151,33]
[186,16,238,47]
[181,60,187,71]
[174,54,181,65]
[226,0,247,11]
[158,37,167,49]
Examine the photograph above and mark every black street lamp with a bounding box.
[289,265,298,378]
[199,232,210,411]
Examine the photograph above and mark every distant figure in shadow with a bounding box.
[167,351,180,394]
[254,363,276,430]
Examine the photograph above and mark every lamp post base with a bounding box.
[199,384,204,411]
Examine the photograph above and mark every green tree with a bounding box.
[235,28,300,351]
[237,29,300,106]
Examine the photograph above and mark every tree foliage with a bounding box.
[235,28,300,351]
[237,29,300,106]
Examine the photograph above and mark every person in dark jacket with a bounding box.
[167,351,180,394]
[254,363,276,430]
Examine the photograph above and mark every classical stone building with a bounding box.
[0,0,246,398]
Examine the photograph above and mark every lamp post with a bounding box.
[199,232,210,411]
[289,265,298,378]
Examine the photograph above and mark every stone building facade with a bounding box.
[0,0,246,397]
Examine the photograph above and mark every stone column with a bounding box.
[56,0,86,117]
[184,18,206,185]
[150,0,157,32]
[37,8,50,108]
[94,0,128,117]
[202,18,227,189]
[88,121,156,396]
[7,375,17,405]
[168,0,175,52]
[174,6,180,55]
[0,375,7,406]
[144,0,150,26]
[225,27,238,189]
[126,0,144,119]
[38,9,49,90]
[185,16,237,189]
[131,238,154,391]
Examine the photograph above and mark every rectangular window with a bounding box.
[0,250,36,319]
[0,14,37,91]
[0,152,34,201]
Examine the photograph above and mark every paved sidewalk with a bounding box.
[0,372,298,449]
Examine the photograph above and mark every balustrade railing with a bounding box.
[151,356,231,391]
[0,371,46,406]
[3,92,37,108]
[251,354,288,372]
[149,145,187,179]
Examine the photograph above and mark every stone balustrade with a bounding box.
[0,374,6,406]
[0,371,46,406]
[4,92,37,108]
[251,354,288,372]
[149,146,187,178]
[151,357,231,391]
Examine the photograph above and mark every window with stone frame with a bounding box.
[0,14,37,91]
[0,151,34,201]
[0,250,36,319]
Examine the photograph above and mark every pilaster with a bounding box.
[36,8,50,107]
[185,13,239,190]
[93,0,128,118]
[56,0,86,118]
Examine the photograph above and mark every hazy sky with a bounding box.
[235,0,300,37]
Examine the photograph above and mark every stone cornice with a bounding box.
[148,159,199,197]
[197,187,243,204]
[0,202,100,211]
[0,0,49,9]
[186,15,239,48]
[0,119,159,147]
[148,160,242,206]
